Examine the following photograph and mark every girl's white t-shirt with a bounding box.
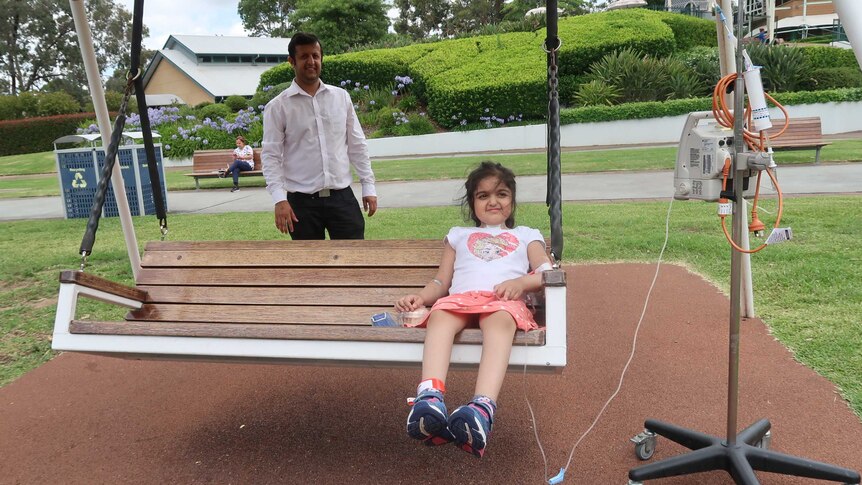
[234,145,254,169]
[445,225,545,295]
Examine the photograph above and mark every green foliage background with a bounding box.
[259,9,716,127]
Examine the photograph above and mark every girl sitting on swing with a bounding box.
[395,161,553,457]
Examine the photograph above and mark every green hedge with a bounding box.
[559,87,862,125]
[769,87,862,105]
[0,113,102,156]
[256,9,711,128]
[799,45,860,70]
[257,43,435,89]
[649,9,717,50]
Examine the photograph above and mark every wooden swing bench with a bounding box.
[184,149,263,189]
[53,239,567,370]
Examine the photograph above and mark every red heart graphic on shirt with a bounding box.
[467,232,520,262]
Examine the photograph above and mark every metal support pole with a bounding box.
[726,0,748,447]
[717,0,754,318]
[69,0,141,280]
[834,0,862,67]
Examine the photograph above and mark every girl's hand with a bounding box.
[395,294,424,312]
[493,279,524,301]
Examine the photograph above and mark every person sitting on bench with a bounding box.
[396,161,553,458]
[220,135,254,192]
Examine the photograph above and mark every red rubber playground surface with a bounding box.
[2,264,861,484]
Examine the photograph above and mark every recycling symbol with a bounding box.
[72,172,88,189]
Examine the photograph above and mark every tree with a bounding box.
[393,0,451,39]
[446,0,506,35]
[290,0,389,55]
[0,0,139,95]
[501,0,602,22]
[238,0,298,38]
[105,48,157,93]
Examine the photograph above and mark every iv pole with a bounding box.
[626,2,861,484]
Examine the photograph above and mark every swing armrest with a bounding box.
[542,268,566,287]
[59,270,147,303]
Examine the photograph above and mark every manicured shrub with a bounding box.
[223,95,249,111]
[810,67,862,90]
[197,103,232,120]
[0,113,101,156]
[561,97,712,124]
[558,87,862,125]
[0,95,21,120]
[769,87,862,105]
[34,91,81,116]
[649,9,717,50]
[799,45,860,70]
[257,9,693,127]
[250,82,291,110]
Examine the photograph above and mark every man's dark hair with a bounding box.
[288,32,322,59]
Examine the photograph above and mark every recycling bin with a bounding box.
[54,132,168,219]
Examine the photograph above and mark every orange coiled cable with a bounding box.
[711,72,787,253]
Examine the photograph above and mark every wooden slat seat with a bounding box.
[765,117,831,164]
[184,149,263,189]
[53,239,567,369]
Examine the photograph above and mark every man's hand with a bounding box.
[363,196,378,217]
[274,200,298,234]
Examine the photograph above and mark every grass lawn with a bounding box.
[1,196,860,418]
[2,139,861,198]
[0,151,55,176]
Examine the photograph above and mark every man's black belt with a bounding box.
[289,187,350,199]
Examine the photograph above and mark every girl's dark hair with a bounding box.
[461,161,517,228]
[288,32,322,59]
[236,135,248,145]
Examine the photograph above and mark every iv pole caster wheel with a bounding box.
[630,429,657,461]
[753,430,771,450]
[627,480,644,485]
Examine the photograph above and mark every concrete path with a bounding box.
[1,163,861,221]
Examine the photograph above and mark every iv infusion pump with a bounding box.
[674,112,756,202]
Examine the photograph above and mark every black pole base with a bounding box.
[629,418,861,484]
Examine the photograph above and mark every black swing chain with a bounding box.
[544,36,564,267]
[78,0,168,270]
[78,79,135,271]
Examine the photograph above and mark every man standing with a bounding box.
[261,32,377,239]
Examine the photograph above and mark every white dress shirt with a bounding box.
[261,80,376,205]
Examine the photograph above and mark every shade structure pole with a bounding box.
[69,0,141,279]
[834,0,862,67]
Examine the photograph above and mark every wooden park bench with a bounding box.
[184,149,263,189]
[53,240,567,370]
[766,117,831,164]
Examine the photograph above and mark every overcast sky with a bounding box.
[114,0,398,50]
[115,0,248,50]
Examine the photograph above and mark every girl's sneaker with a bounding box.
[448,396,496,457]
[406,389,454,446]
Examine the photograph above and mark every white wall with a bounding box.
[367,101,862,158]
